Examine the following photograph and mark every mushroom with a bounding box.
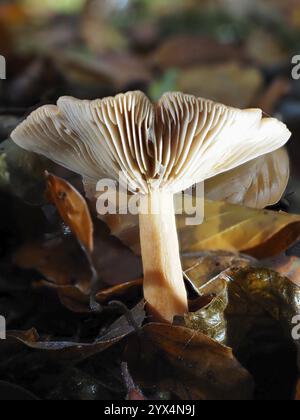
[205,147,290,209]
[11,91,291,323]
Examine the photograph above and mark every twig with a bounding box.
[108,300,143,338]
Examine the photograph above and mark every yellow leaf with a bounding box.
[178,200,300,259]
[102,200,300,259]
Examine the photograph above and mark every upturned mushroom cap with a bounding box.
[11,91,291,198]
[205,148,290,209]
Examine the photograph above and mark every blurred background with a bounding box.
[1,0,300,210]
[1,0,300,107]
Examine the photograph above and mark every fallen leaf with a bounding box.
[54,50,151,92]
[14,237,91,291]
[151,35,243,70]
[185,262,300,399]
[183,251,254,290]
[176,62,263,108]
[222,266,300,399]
[14,220,142,312]
[178,201,300,259]
[125,323,254,400]
[36,278,143,313]
[46,173,94,254]
[8,301,145,362]
[178,279,228,344]
[103,200,300,259]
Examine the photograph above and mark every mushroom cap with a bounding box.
[11,91,291,196]
[205,148,290,209]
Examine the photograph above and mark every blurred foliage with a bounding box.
[22,0,85,15]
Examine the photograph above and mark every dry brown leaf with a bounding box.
[125,323,254,400]
[14,235,142,312]
[8,301,145,362]
[54,50,151,91]
[183,251,254,290]
[151,36,243,70]
[205,149,290,209]
[46,173,94,254]
[177,62,263,108]
[14,237,91,291]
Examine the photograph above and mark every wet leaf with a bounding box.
[125,323,254,400]
[185,262,300,399]
[221,267,300,399]
[178,279,228,344]
[46,173,94,254]
[220,267,300,348]
[179,252,254,343]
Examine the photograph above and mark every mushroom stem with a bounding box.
[139,191,188,323]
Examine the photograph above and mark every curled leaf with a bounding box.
[185,260,300,399]
[8,301,145,362]
[46,173,94,254]
[179,280,228,344]
[183,251,254,290]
